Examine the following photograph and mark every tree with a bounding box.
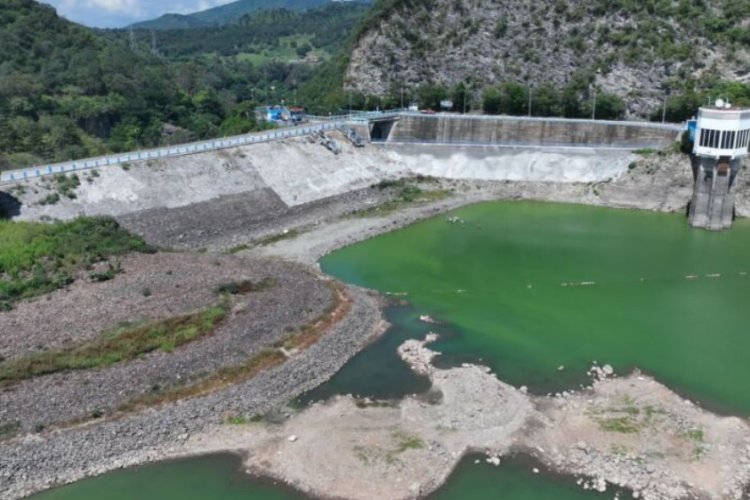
[482,87,502,114]
[499,82,527,115]
[593,93,625,120]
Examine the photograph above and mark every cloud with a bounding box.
[83,0,144,16]
[42,0,239,27]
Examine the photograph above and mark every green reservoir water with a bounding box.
[32,453,614,500]
[33,201,750,498]
[319,201,750,415]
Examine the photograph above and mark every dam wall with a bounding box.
[385,114,681,150]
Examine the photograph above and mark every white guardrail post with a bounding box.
[0,119,352,184]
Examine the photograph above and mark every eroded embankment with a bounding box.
[176,335,750,500]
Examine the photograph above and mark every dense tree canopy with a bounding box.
[0,0,367,170]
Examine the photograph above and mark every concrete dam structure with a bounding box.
[688,155,741,230]
[373,114,681,150]
[688,105,750,231]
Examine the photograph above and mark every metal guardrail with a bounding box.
[0,110,685,185]
[312,109,685,131]
[0,121,344,185]
[380,138,675,151]
[405,112,685,132]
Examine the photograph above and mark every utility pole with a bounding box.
[151,30,158,56]
[400,87,404,109]
[662,95,667,124]
[463,86,467,114]
[129,28,137,51]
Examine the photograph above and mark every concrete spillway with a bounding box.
[381,114,680,149]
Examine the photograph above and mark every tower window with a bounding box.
[722,130,736,149]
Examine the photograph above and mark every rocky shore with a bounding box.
[0,279,386,499]
[2,136,750,499]
[160,335,750,500]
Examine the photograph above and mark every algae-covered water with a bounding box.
[320,201,750,415]
[32,453,614,500]
[33,201,750,498]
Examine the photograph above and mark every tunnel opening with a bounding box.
[369,119,397,142]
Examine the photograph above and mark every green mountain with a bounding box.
[130,14,212,31]
[130,0,342,30]
[0,0,265,170]
[129,3,372,59]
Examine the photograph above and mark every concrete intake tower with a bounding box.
[689,103,750,230]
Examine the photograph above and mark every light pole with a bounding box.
[528,84,533,117]
[661,88,670,124]
[590,85,597,120]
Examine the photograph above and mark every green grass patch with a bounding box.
[234,34,327,65]
[227,229,308,253]
[38,193,61,206]
[598,416,642,434]
[224,414,250,425]
[0,217,154,309]
[0,421,21,440]
[683,428,704,442]
[256,229,302,246]
[633,148,659,156]
[118,348,287,413]
[0,304,228,386]
[215,278,276,295]
[52,173,80,199]
[350,188,451,218]
[392,430,425,453]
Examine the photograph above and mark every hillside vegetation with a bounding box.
[0,216,153,310]
[130,0,334,30]
[0,1,369,171]
[345,0,750,118]
[121,4,370,60]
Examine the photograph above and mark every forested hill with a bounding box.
[129,14,212,31]
[345,0,750,119]
[0,0,273,170]
[120,3,371,59]
[130,0,343,30]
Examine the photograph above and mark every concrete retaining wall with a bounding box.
[387,115,681,149]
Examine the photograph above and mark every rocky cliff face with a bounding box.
[345,0,750,117]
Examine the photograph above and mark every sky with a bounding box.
[40,0,235,28]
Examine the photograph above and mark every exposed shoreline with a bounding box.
[2,139,750,499]
[156,335,750,500]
